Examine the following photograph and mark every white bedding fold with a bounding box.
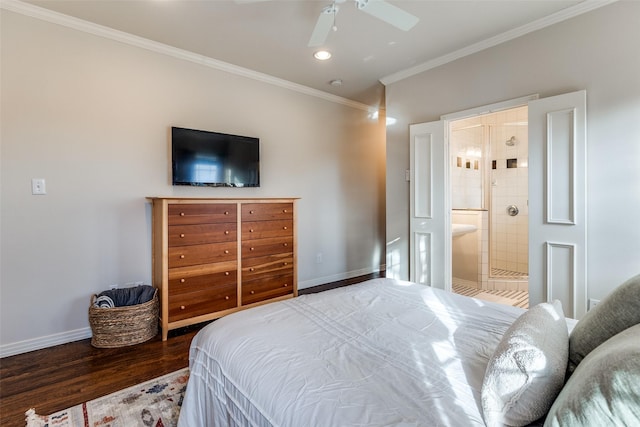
[178,278,527,427]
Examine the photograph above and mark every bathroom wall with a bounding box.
[451,125,484,209]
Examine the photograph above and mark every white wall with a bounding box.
[385,1,640,300]
[0,10,386,355]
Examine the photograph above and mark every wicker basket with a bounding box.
[89,289,159,348]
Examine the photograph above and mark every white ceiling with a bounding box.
[22,0,603,107]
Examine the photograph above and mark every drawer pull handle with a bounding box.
[180,305,186,310]
[283,226,288,230]
[225,230,230,235]
[283,262,288,266]
[180,255,185,259]
[283,283,289,287]
[225,271,230,276]
[180,212,185,216]
[249,267,255,272]
[224,211,229,215]
[225,296,230,300]
[180,278,186,283]
[180,233,185,238]
[224,250,229,254]
[283,243,288,247]
[250,229,254,233]
[250,290,255,295]
[250,210,255,214]
[283,209,288,213]
[250,247,255,251]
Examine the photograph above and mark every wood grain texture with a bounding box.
[0,327,198,427]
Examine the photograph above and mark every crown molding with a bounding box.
[0,0,372,112]
[380,0,618,86]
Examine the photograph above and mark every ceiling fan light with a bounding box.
[313,50,332,60]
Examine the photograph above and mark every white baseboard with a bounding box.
[1,266,386,358]
[298,265,386,290]
[0,327,92,358]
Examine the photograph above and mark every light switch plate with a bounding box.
[32,178,46,195]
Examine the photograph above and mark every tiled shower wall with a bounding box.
[489,107,528,276]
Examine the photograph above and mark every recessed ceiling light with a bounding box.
[313,50,332,60]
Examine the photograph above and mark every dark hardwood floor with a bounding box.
[0,272,382,426]
[0,326,199,427]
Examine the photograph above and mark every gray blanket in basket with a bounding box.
[94,285,155,308]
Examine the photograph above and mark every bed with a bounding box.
[177,276,640,427]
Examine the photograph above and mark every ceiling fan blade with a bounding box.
[356,0,419,31]
[308,5,338,47]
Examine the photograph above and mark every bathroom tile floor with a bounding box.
[490,268,528,279]
[453,284,529,309]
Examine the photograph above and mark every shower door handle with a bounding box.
[507,205,519,216]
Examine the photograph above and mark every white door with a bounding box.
[409,121,448,289]
[528,90,587,318]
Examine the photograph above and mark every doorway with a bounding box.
[449,106,529,308]
[408,90,586,317]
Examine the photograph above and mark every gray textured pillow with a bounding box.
[544,324,640,426]
[568,273,640,373]
[481,300,568,427]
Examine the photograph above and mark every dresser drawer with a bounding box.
[168,242,236,268]
[168,260,237,280]
[242,253,293,280]
[168,203,236,225]
[242,220,293,240]
[168,271,236,296]
[169,223,237,246]
[242,236,293,259]
[168,283,237,322]
[242,274,294,305]
[242,203,293,221]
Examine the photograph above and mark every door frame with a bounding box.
[440,95,539,292]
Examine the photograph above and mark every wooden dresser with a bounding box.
[149,197,298,340]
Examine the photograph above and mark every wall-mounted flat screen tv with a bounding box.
[172,127,260,187]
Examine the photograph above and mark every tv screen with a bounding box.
[172,127,260,187]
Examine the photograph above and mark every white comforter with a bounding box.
[178,278,526,427]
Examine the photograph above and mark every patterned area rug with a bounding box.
[25,368,189,427]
